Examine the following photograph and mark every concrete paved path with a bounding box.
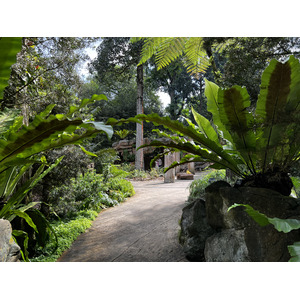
[57,177,193,262]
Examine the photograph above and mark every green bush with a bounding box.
[109,177,135,198]
[125,167,162,181]
[30,210,98,262]
[48,167,135,218]
[120,163,135,173]
[188,170,226,201]
[49,170,116,217]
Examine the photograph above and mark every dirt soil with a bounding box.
[57,175,204,262]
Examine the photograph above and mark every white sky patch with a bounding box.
[158,91,171,108]
[79,43,99,79]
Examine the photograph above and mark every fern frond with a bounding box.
[133,37,211,76]
[183,38,210,75]
[155,37,187,69]
[213,38,235,53]
[135,37,165,65]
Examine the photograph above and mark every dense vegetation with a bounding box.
[1,36,300,262]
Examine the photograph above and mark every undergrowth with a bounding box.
[120,163,164,180]
[29,168,135,262]
[188,170,227,201]
[30,210,98,262]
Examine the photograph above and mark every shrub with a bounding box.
[109,177,135,198]
[94,148,120,174]
[188,170,226,201]
[121,163,135,173]
[48,170,113,217]
[48,167,135,218]
[125,168,162,181]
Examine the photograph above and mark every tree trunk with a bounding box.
[135,64,144,170]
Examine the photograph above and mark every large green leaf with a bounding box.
[204,80,227,138]
[0,156,63,219]
[191,107,219,144]
[256,56,300,170]
[12,230,29,261]
[10,210,38,232]
[218,86,256,173]
[0,163,31,198]
[0,112,112,173]
[0,37,22,99]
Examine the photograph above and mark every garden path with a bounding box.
[57,174,205,262]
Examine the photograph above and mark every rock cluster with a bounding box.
[180,181,300,262]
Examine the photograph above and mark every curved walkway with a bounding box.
[58,177,196,262]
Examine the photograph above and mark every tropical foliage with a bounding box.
[0,37,114,260]
[30,209,99,262]
[107,55,300,195]
[47,168,134,218]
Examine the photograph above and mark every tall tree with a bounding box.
[217,37,300,104]
[90,37,146,170]
[135,64,144,169]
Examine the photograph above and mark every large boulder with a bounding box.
[204,229,250,262]
[0,219,21,262]
[205,182,300,230]
[179,199,215,261]
[179,180,300,262]
[204,182,300,262]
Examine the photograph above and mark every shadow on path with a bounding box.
[58,177,194,262]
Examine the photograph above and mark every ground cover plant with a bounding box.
[30,210,99,262]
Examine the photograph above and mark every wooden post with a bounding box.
[164,151,175,183]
